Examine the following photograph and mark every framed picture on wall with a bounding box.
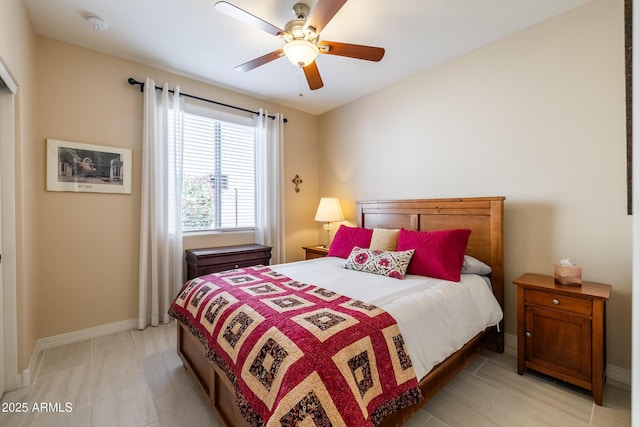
[46,138,132,194]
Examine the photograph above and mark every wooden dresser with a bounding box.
[186,244,272,280]
[302,245,329,260]
[513,273,611,405]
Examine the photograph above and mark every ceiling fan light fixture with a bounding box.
[283,40,319,67]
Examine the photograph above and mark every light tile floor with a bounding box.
[0,322,631,426]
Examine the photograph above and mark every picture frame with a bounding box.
[46,138,132,194]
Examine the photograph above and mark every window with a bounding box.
[177,107,256,232]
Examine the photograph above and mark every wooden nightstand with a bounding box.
[186,244,272,279]
[513,273,611,405]
[302,245,329,260]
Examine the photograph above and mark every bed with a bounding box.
[172,196,505,426]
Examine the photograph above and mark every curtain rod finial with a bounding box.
[128,77,144,92]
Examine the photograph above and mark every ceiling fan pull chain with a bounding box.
[298,74,304,97]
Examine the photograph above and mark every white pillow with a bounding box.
[461,255,492,276]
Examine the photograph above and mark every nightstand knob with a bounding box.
[552,298,560,305]
[525,331,532,338]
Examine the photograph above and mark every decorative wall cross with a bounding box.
[291,174,303,193]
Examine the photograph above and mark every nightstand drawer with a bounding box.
[524,289,592,316]
[302,246,329,260]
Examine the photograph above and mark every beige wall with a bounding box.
[1,0,321,371]
[2,0,632,376]
[35,38,320,339]
[319,0,632,369]
[0,0,40,372]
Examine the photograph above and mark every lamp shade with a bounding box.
[283,39,319,67]
[314,197,344,222]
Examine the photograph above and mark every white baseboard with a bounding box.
[503,333,631,389]
[19,318,137,387]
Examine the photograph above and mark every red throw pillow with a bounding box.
[396,228,471,282]
[327,225,373,258]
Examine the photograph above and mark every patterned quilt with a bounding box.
[169,265,422,426]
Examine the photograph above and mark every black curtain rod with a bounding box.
[127,78,287,123]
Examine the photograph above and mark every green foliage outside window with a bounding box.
[182,175,215,231]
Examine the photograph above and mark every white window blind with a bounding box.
[177,109,256,232]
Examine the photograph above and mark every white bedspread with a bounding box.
[271,257,503,381]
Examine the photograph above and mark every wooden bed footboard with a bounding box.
[178,322,246,426]
[178,320,491,427]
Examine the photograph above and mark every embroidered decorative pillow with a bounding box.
[396,228,471,282]
[327,225,373,258]
[343,247,415,280]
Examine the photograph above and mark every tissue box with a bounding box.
[554,264,582,286]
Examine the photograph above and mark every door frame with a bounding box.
[0,56,18,394]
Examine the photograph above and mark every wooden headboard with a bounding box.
[357,196,505,350]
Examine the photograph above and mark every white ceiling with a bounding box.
[24,0,591,115]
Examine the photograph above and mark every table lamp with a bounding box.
[314,197,344,248]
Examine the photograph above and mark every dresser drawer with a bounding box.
[197,259,270,276]
[524,289,592,316]
[198,251,269,267]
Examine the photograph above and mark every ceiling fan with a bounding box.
[214,0,385,90]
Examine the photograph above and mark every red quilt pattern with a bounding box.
[169,265,422,426]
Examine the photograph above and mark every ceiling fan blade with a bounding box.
[215,1,285,36]
[303,61,324,90]
[304,0,348,34]
[318,41,385,62]
[235,49,284,72]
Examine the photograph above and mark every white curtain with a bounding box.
[255,109,285,264]
[138,78,184,329]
